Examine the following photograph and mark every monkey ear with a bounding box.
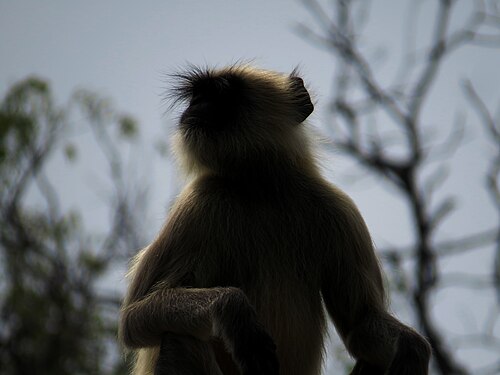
[289,75,314,123]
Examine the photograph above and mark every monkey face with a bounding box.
[170,65,314,174]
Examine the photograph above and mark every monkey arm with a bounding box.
[119,189,215,348]
[121,286,268,348]
[121,284,279,374]
[119,197,237,348]
[320,188,393,366]
[320,187,431,373]
[119,185,279,374]
[120,287,225,348]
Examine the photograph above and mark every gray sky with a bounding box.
[1,0,499,372]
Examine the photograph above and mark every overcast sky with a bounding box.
[1,1,499,372]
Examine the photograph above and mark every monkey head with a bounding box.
[170,65,315,176]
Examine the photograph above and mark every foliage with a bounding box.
[0,77,143,375]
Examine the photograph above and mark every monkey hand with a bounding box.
[212,288,280,375]
[231,321,280,375]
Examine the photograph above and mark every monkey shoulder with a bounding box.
[180,174,361,225]
[172,174,368,246]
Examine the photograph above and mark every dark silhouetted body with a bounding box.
[119,65,431,375]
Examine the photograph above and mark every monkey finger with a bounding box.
[349,360,384,375]
[232,324,279,375]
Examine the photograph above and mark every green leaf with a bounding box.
[118,115,138,139]
[64,143,77,162]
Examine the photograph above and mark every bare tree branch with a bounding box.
[463,80,500,303]
[299,0,500,373]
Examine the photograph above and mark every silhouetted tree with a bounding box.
[0,77,145,374]
[298,1,500,374]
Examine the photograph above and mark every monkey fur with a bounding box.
[119,64,431,375]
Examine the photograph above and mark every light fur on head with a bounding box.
[168,64,317,178]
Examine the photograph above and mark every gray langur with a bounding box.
[118,64,431,375]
